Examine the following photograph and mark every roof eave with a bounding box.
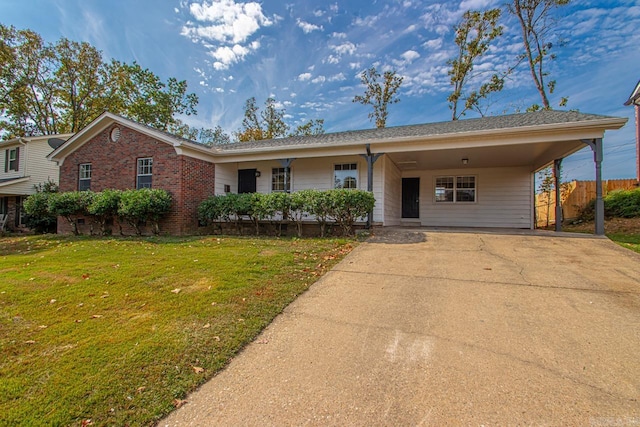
[212,117,628,157]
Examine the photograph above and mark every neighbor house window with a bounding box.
[78,163,92,191]
[435,176,476,203]
[334,163,358,189]
[272,167,291,192]
[4,147,19,172]
[137,157,153,189]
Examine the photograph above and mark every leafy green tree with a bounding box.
[507,0,570,110]
[353,67,403,128]
[290,119,325,137]
[0,24,199,138]
[447,9,505,120]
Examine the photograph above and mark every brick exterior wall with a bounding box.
[58,124,215,235]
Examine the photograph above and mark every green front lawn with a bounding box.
[608,233,640,254]
[0,235,354,426]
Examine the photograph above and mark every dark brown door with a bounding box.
[238,169,257,193]
[402,178,420,218]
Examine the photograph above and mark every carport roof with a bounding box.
[216,110,625,152]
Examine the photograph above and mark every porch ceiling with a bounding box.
[386,139,586,172]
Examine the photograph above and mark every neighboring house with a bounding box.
[0,134,71,231]
[48,111,626,235]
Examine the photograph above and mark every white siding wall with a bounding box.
[415,166,532,228]
[1,139,59,196]
[382,155,402,226]
[219,156,385,223]
[214,163,238,194]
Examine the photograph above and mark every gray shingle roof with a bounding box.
[218,110,619,152]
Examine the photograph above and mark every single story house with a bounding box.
[1,134,71,231]
[47,110,627,235]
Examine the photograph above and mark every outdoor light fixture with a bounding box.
[462,158,469,165]
[255,171,261,177]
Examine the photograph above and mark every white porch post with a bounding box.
[360,144,383,229]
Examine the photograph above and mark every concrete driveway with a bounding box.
[162,229,640,426]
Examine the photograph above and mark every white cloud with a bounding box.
[180,0,276,70]
[332,32,347,38]
[354,14,380,27]
[182,0,274,44]
[311,75,326,84]
[298,72,312,81]
[423,38,443,50]
[401,50,420,62]
[214,87,224,93]
[313,9,324,17]
[332,42,357,55]
[349,62,361,70]
[297,19,323,34]
[328,73,346,82]
[326,55,340,64]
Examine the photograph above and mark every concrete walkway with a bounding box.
[162,229,640,426]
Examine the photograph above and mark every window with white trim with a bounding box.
[334,163,358,189]
[4,147,19,172]
[78,163,92,191]
[272,167,291,192]
[435,176,476,203]
[137,158,153,189]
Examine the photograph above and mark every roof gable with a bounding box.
[48,112,212,164]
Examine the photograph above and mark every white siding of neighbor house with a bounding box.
[415,166,532,228]
[217,156,385,223]
[0,138,59,196]
[382,155,402,226]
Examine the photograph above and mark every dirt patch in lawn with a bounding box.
[560,217,640,234]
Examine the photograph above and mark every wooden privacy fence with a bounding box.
[535,179,639,227]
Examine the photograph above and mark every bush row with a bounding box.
[24,188,172,235]
[198,189,375,237]
[579,187,640,220]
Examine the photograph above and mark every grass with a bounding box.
[607,233,640,253]
[549,217,640,254]
[0,234,355,426]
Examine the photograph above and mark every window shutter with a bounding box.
[15,147,19,171]
[4,150,7,173]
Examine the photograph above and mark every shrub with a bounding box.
[47,191,94,235]
[118,189,172,235]
[301,189,334,237]
[198,195,226,233]
[87,189,122,235]
[605,188,640,218]
[23,181,59,233]
[329,189,376,236]
[290,191,310,237]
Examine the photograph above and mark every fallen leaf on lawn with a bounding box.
[192,366,204,374]
[171,288,181,294]
[256,339,269,344]
[29,277,35,281]
[211,302,217,306]
[38,325,47,329]
[213,336,220,341]
[91,314,103,319]
[173,399,187,408]
[136,386,146,394]
[82,274,90,280]
[202,323,210,329]
[75,319,82,323]
[238,318,244,322]
[24,340,36,344]
[49,299,56,304]
[483,267,492,270]
[81,419,92,427]
[100,293,109,299]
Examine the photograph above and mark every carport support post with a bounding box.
[582,138,605,236]
[360,144,383,229]
[553,158,563,232]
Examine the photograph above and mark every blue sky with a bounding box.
[2,0,640,180]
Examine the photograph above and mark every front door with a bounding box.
[402,178,420,218]
[238,169,257,193]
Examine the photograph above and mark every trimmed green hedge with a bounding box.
[198,189,375,237]
[24,189,172,235]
